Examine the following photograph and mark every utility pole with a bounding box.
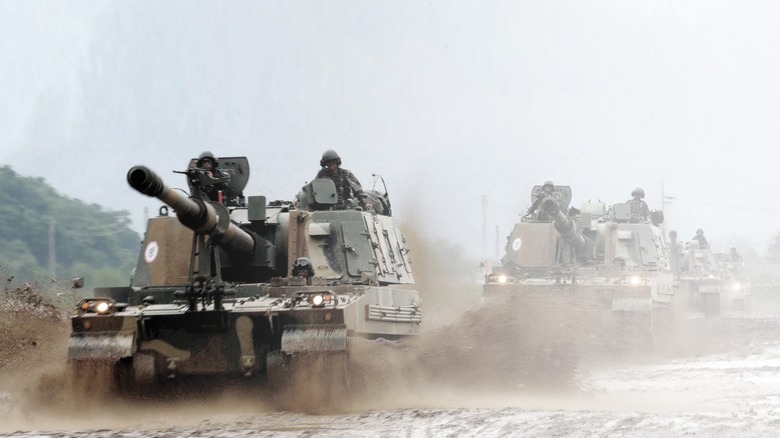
[495,225,500,260]
[481,195,487,260]
[48,218,56,278]
[662,183,676,241]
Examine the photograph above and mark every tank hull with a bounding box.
[68,284,420,383]
[483,281,656,354]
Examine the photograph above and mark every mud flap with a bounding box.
[281,325,347,354]
[68,332,135,360]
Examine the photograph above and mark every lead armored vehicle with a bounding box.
[484,184,674,352]
[68,156,420,401]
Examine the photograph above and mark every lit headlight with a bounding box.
[628,275,643,286]
[76,298,116,315]
[732,282,742,291]
[293,291,337,308]
[486,273,514,285]
[94,301,110,313]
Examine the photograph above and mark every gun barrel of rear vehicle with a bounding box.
[127,165,255,254]
[541,196,586,250]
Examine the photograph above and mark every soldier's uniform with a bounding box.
[628,198,650,222]
[692,231,709,249]
[526,181,556,220]
[315,167,367,210]
[192,151,230,202]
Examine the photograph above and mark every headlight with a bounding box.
[628,275,643,286]
[76,298,116,315]
[732,282,742,291]
[292,291,337,308]
[94,301,110,313]
[486,273,514,284]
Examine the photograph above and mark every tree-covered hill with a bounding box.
[0,165,140,287]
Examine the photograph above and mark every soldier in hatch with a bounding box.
[292,257,315,285]
[190,151,230,202]
[315,149,374,212]
[526,180,555,220]
[627,187,650,222]
[692,229,709,249]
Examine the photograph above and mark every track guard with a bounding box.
[68,332,136,360]
[281,324,347,353]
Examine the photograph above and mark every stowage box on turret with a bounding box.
[67,156,420,401]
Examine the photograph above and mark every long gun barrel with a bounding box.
[541,197,586,250]
[127,166,255,255]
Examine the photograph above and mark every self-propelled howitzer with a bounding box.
[484,184,674,354]
[68,157,421,403]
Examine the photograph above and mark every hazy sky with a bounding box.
[2,1,779,259]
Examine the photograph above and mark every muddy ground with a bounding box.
[2,279,780,437]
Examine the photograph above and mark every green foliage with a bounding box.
[0,166,140,287]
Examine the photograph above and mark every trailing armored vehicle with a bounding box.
[483,184,674,352]
[715,249,751,312]
[668,232,723,316]
[67,156,420,401]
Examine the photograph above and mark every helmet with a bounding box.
[542,180,555,190]
[320,149,341,167]
[292,257,315,277]
[197,151,218,167]
[696,228,704,235]
[631,187,645,198]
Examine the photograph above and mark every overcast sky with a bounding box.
[2,1,779,260]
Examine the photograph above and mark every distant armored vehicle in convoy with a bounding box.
[668,233,723,316]
[484,184,674,352]
[714,249,751,312]
[67,156,420,403]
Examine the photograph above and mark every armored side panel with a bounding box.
[287,209,414,285]
[132,216,193,287]
[502,222,558,269]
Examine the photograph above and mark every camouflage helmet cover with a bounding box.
[320,149,342,167]
[631,187,645,198]
[197,151,218,167]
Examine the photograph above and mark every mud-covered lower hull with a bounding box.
[675,278,722,317]
[482,282,657,354]
[68,285,420,391]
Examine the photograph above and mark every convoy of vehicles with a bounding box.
[65,155,750,396]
